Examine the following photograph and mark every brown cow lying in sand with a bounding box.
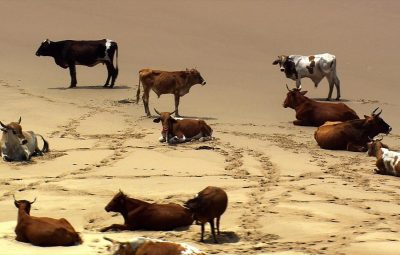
[153,109,213,144]
[367,136,400,177]
[185,186,228,243]
[104,237,206,255]
[100,191,193,232]
[283,85,358,126]
[13,196,81,246]
[314,108,392,151]
[136,68,206,117]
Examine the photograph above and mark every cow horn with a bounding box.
[298,84,302,90]
[0,121,6,128]
[29,197,37,204]
[368,136,373,141]
[376,135,384,141]
[154,108,161,115]
[371,107,379,115]
[13,194,17,202]
[376,109,382,117]
[169,110,176,115]
[17,117,21,124]
[286,84,290,91]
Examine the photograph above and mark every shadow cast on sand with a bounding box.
[201,231,240,244]
[48,85,131,90]
[311,97,351,102]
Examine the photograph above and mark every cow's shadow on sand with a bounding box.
[311,97,351,102]
[199,231,240,244]
[48,85,131,90]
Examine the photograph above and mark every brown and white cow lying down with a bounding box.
[36,39,118,88]
[367,137,400,177]
[283,85,358,126]
[153,109,213,144]
[13,196,81,247]
[314,108,392,152]
[104,237,206,255]
[273,53,340,100]
[100,191,193,232]
[1,117,49,161]
[184,186,228,243]
[136,68,206,117]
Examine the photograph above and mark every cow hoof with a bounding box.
[335,97,341,101]
[69,85,77,88]
[326,98,331,101]
[103,84,109,87]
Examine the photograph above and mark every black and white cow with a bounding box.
[36,39,118,88]
[273,53,340,100]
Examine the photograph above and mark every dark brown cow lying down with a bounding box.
[104,237,206,255]
[314,108,392,151]
[283,85,359,126]
[185,186,228,243]
[13,196,81,247]
[100,191,193,232]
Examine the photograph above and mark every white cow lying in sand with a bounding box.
[104,236,206,255]
[1,117,49,161]
[153,109,213,144]
[367,137,400,177]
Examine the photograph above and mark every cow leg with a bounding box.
[174,94,181,117]
[295,79,301,89]
[200,223,205,242]
[326,75,335,101]
[69,63,77,88]
[103,62,112,87]
[209,219,218,243]
[142,86,151,117]
[99,224,130,232]
[334,73,341,100]
[216,216,221,235]
[293,120,312,126]
[346,143,367,152]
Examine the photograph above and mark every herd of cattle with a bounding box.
[0,39,398,253]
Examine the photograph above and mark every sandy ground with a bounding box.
[1,1,400,254]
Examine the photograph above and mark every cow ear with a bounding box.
[1,128,6,132]
[301,91,308,95]
[153,118,161,123]
[364,115,369,119]
[272,59,280,65]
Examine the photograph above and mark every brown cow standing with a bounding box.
[314,108,392,151]
[104,237,206,255]
[13,196,81,247]
[153,109,213,144]
[100,191,193,232]
[283,85,359,126]
[136,68,206,117]
[184,186,228,243]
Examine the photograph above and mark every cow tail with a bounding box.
[136,72,141,104]
[37,134,49,153]
[114,43,119,76]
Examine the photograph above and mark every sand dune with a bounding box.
[1,1,400,254]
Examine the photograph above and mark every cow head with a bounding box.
[35,39,52,56]
[283,84,307,108]
[153,109,177,135]
[367,135,389,157]
[13,195,36,215]
[105,190,127,213]
[363,108,392,135]
[186,68,206,86]
[273,55,297,78]
[0,117,27,145]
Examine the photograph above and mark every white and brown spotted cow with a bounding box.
[273,53,340,100]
